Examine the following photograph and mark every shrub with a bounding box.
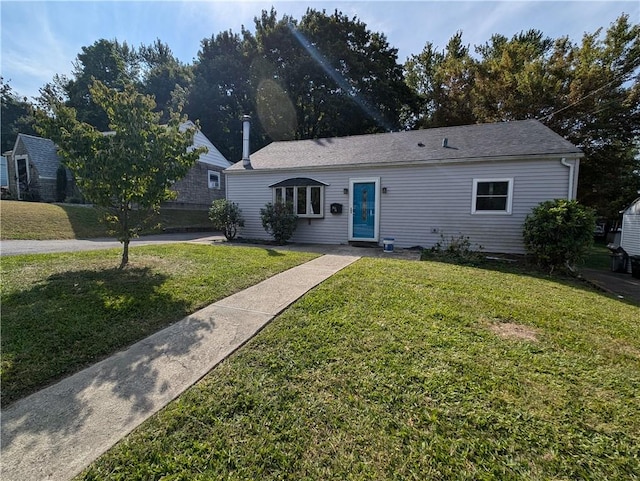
[208,199,245,240]
[422,233,484,265]
[260,201,297,244]
[56,165,67,202]
[523,199,596,273]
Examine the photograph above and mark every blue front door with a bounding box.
[351,181,376,240]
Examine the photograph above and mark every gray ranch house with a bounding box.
[225,119,582,254]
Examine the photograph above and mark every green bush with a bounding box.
[523,199,596,272]
[260,201,297,244]
[208,199,245,240]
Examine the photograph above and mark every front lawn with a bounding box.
[0,244,318,406]
[0,200,211,240]
[79,258,639,480]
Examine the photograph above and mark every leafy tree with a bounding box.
[35,80,205,268]
[209,199,245,240]
[253,8,415,139]
[185,30,262,162]
[139,39,193,122]
[405,15,640,220]
[473,29,557,122]
[260,201,297,244]
[185,8,415,160]
[62,39,141,130]
[523,199,596,273]
[405,32,476,128]
[544,16,640,220]
[1,78,36,152]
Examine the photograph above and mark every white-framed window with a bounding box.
[271,178,326,218]
[14,155,30,200]
[208,170,220,189]
[472,178,513,214]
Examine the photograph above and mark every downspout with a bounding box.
[560,157,575,200]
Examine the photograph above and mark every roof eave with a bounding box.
[225,152,584,173]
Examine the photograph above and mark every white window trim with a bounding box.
[14,155,30,200]
[273,185,325,218]
[208,170,220,189]
[471,178,514,215]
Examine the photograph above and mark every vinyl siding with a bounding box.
[226,157,573,254]
[193,130,232,169]
[620,199,640,273]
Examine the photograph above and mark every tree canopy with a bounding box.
[182,8,415,160]
[1,78,36,152]
[406,15,640,220]
[5,10,638,221]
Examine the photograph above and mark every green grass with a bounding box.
[582,242,612,270]
[0,200,211,240]
[0,244,318,406]
[78,259,639,480]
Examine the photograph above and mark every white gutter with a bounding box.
[561,157,576,200]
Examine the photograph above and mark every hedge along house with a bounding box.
[225,118,583,254]
[4,133,75,202]
[163,120,232,210]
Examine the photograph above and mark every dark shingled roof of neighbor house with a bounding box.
[227,119,583,172]
[17,134,61,178]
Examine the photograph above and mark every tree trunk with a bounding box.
[119,239,130,269]
[119,206,130,269]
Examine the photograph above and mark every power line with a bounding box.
[538,70,636,121]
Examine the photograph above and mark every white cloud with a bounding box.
[1,2,78,98]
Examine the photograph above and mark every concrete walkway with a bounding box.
[0,254,360,481]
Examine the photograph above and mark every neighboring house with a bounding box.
[164,121,232,210]
[0,155,8,186]
[226,119,583,254]
[0,155,9,199]
[4,133,74,202]
[4,122,229,208]
[620,197,640,274]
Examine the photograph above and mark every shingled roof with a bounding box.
[227,119,582,171]
[16,134,61,178]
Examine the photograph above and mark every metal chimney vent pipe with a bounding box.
[442,137,448,148]
[242,115,251,168]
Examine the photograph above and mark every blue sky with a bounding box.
[1,1,638,100]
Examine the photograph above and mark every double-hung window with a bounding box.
[270,178,327,218]
[208,170,220,189]
[472,178,513,214]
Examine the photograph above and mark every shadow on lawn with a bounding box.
[420,253,640,307]
[1,266,213,452]
[57,204,111,239]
